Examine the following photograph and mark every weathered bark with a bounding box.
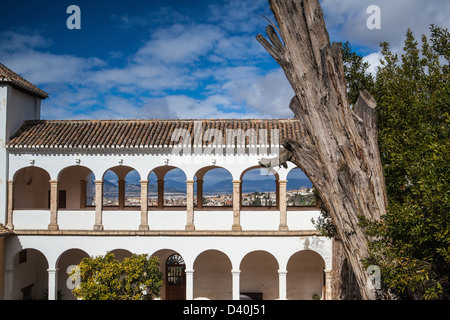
[257,0,388,299]
[332,239,362,300]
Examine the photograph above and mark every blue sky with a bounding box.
[1,0,448,121]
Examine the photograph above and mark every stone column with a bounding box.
[278,180,288,231]
[278,269,288,300]
[324,269,332,300]
[118,179,125,209]
[157,179,164,209]
[3,268,14,300]
[185,180,195,231]
[0,237,5,300]
[276,180,280,208]
[6,180,14,229]
[139,180,149,231]
[232,269,241,300]
[196,179,203,209]
[48,180,59,230]
[80,180,87,209]
[94,180,103,230]
[232,180,242,231]
[185,269,194,300]
[47,268,59,300]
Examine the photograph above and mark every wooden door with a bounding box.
[166,254,186,300]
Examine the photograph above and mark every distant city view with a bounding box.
[90,168,315,207]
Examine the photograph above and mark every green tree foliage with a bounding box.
[69,253,163,300]
[313,26,449,299]
[363,25,450,300]
[342,42,376,105]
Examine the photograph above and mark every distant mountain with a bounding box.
[203,180,233,195]
[286,178,313,190]
[162,179,187,193]
[100,177,313,197]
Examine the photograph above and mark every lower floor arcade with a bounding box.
[3,233,332,300]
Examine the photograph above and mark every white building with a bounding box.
[0,63,332,300]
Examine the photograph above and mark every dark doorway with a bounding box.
[47,190,67,209]
[166,254,186,300]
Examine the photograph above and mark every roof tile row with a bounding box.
[0,63,49,99]
[8,119,305,149]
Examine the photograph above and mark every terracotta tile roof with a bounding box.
[7,119,305,150]
[0,223,13,237]
[0,63,49,99]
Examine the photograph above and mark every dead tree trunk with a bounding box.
[257,0,388,299]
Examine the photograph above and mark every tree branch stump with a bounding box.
[257,0,388,299]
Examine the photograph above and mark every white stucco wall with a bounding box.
[0,85,9,225]
[1,85,42,225]
[7,151,298,183]
[3,233,332,300]
[5,234,332,273]
[11,208,321,232]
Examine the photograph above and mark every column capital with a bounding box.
[49,179,58,184]
[232,180,241,184]
[94,180,103,184]
[278,179,288,184]
[185,179,195,184]
[231,269,241,275]
[139,180,149,184]
[277,269,288,275]
[47,268,59,273]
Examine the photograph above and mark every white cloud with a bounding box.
[4,1,445,122]
[321,0,450,52]
[363,51,384,76]
[111,7,192,30]
[222,68,294,118]
[134,24,223,64]
[0,31,51,52]
[0,31,105,86]
[208,0,271,34]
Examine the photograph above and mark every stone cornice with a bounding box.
[12,230,321,237]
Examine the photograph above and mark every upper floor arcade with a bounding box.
[5,118,320,233]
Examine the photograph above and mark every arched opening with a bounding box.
[103,166,140,209]
[13,167,50,209]
[193,250,232,299]
[12,249,48,300]
[164,169,187,207]
[194,166,233,208]
[241,167,278,208]
[148,171,158,207]
[287,250,325,300]
[57,166,95,209]
[148,166,187,209]
[108,249,133,262]
[56,248,89,300]
[151,249,185,300]
[240,250,279,300]
[286,168,316,207]
[166,254,186,300]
